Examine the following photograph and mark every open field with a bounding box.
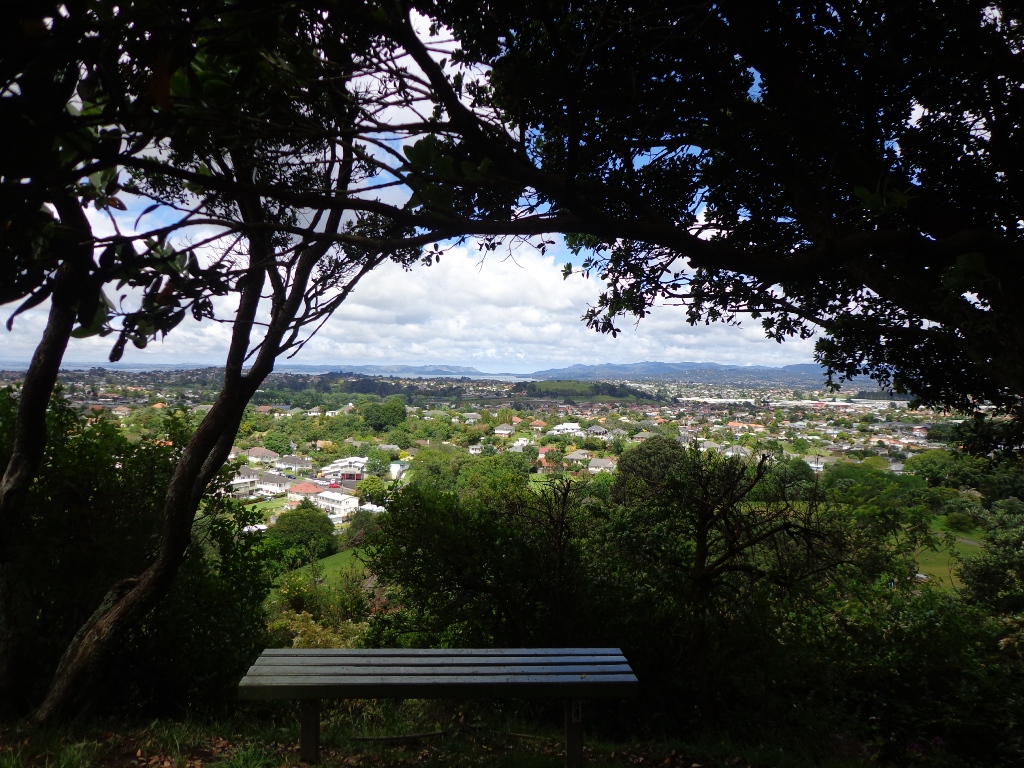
[915,519,983,589]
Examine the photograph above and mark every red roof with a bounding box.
[288,481,323,495]
[530,419,547,427]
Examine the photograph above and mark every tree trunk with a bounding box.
[28,378,259,723]
[27,243,272,724]
[0,201,93,712]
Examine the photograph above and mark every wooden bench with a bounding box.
[238,647,638,765]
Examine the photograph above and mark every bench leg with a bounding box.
[300,699,320,764]
[564,699,583,768]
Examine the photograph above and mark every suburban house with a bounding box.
[564,449,591,463]
[462,412,483,424]
[275,454,313,472]
[722,445,752,458]
[286,481,324,501]
[493,423,515,437]
[389,460,411,481]
[588,457,617,474]
[111,405,132,418]
[632,431,655,442]
[548,422,584,437]
[244,447,280,463]
[530,419,547,432]
[586,424,609,438]
[320,456,368,482]
[256,472,290,495]
[313,490,360,521]
[468,444,483,455]
[229,465,261,497]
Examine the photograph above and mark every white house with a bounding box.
[493,423,515,437]
[313,490,360,521]
[256,471,290,495]
[230,466,261,497]
[548,422,584,437]
[320,456,369,481]
[275,454,313,472]
[244,447,280,463]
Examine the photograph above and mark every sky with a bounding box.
[1,18,817,375]
[1,232,817,374]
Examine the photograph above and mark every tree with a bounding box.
[0,0,460,721]
[355,475,388,505]
[957,498,1024,616]
[263,432,292,457]
[375,1,1024,413]
[365,477,598,648]
[265,501,338,567]
[0,389,272,715]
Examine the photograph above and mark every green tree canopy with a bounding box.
[380,0,1024,416]
[265,501,338,567]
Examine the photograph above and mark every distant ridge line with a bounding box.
[2,359,827,382]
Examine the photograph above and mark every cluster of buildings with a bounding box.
[229,450,390,526]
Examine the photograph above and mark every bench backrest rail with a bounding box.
[238,648,638,701]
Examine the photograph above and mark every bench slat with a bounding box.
[259,647,623,657]
[239,672,638,701]
[252,655,627,668]
[245,663,634,677]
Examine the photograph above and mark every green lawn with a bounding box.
[301,548,364,585]
[248,495,288,521]
[916,519,983,589]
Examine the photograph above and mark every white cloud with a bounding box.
[1,236,816,372]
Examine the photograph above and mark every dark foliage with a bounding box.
[0,390,273,715]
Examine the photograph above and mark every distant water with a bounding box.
[0,361,535,382]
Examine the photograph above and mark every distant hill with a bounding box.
[526,361,829,386]
[28,359,833,387]
[320,364,487,377]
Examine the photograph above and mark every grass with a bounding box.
[273,548,364,589]
[0,703,879,768]
[247,496,288,521]
[915,517,983,590]
[309,548,363,584]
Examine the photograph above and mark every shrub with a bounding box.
[0,389,275,715]
[945,510,976,532]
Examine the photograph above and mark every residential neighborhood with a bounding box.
[0,364,969,539]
